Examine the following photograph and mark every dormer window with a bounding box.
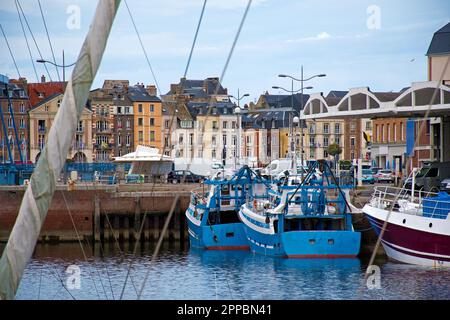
[38,92,44,98]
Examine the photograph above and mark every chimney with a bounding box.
[146,85,157,96]
[41,75,46,83]
[170,83,178,94]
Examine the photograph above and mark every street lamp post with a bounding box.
[278,67,326,178]
[272,83,313,178]
[37,50,76,83]
[234,107,242,170]
[229,89,249,108]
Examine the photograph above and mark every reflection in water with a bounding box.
[0,243,448,300]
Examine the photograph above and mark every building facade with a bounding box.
[28,93,93,163]
[0,77,29,163]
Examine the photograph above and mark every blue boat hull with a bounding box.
[281,230,361,258]
[243,227,360,257]
[187,219,249,250]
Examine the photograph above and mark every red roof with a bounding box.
[27,82,66,107]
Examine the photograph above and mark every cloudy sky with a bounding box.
[0,0,449,104]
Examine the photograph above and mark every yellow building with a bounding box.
[28,93,93,163]
[128,85,163,150]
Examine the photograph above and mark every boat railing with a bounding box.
[370,186,450,219]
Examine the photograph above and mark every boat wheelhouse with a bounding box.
[239,161,361,258]
[363,186,450,267]
[186,165,271,250]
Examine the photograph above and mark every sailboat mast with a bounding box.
[0,0,122,300]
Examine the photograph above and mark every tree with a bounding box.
[327,143,343,174]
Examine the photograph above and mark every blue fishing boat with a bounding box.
[238,160,361,258]
[186,165,271,250]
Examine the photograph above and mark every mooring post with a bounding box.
[94,195,101,243]
[134,197,141,241]
[123,215,129,242]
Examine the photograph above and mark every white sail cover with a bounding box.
[0,0,121,300]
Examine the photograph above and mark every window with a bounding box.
[212,149,216,158]
[323,123,329,134]
[77,121,83,132]
[125,107,131,114]
[387,124,391,142]
[179,134,184,144]
[138,118,143,126]
[350,122,356,133]
[212,135,217,146]
[117,135,122,146]
[309,136,315,147]
[57,100,61,108]
[180,120,193,128]
[350,137,355,147]
[126,134,131,146]
[38,119,45,132]
[189,133,194,146]
[7,117,13,128]
[335,136,340,146]
[150,131,155,142]
[223,121,228,129]
[117,107,122,114]
[323,137,329,147]
[393,123,397,141]
[150,118,155,126]
[138,104,143,113]
[198,149,203,158]
[426,120,430,135]
[232,135,237,146]
[165,120,170,128]
[150,104,154,112]
[222,134,227,146]
[334,123,340,134]
[19,103,25,113]
[232,121,236,129]
[164,136,169,147]
[138,131,143,142]
[117,119,122,128]
[19,117,25,129]
[212,121,218,130]
[309,123,315,134]
[375,124,379,142]
[400,122,404,141]
[366,121,372,130]
[381,124,384,142]
[324,150,328,158]
[351,152,355,160]
[126,120,131,128]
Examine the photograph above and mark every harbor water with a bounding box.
[4,243,449,300]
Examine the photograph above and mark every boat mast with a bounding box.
[0,0,122,300]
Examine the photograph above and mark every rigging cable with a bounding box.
[0,24,22,78]
[118,0,211,299]
[184,0,207,78]
[134,0,253,300]
[123,0,161,95]
[16,0,53,81]
[14,0,39,82]
[37,0,61,81]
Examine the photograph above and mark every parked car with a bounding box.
[404,161,450,192]
[371,167,382,175]
[168,170,205,183]
[374,169,395,183]
[361,169,375,184]
[440,178,450,193]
